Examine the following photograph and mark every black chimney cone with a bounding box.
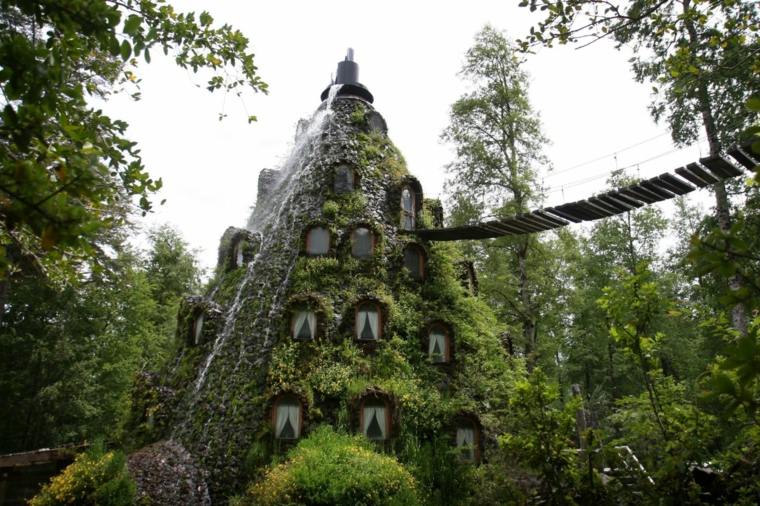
[320,48,374,103]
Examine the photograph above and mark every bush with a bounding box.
[235,426,420,506]
[29,443,135,506]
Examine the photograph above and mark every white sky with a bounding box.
[103,0,713,272]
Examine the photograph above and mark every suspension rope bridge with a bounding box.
[410,144,758,242]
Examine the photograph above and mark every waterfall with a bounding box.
[190,85,343,396]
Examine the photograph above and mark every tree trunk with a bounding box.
[683,0,748,334]
[517,237,536,366]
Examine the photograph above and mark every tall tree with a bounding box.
[518,0,760,333]
[0,225,201,452]
[442,25,551,361]
[0,0,267,285]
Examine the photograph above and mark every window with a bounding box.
[456,422,477,463]
[193,313,204,345]
[305,226,330,256]
[362,399,389,440]
[400,187,415,230]
[233,240,245,267]
[356,302,381,340]
[274,395,302,440]
[334,165,355,193]
[291,310,317,340]
[428,325,450,363]
[403,245,425,281]
[351,227,375,258]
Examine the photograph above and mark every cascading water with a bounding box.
[190,84,343,395]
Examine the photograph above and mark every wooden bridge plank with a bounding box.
[639,180,675,199]
[509,217,550,233]
[590,196,630,213]
[728,147,759,170]
[602,191,644,208]
[656,173,695,195]
[685,162,719,184]
[675,166,711,187]
[558,202,600,220]
[518,213,560,230]
[700,155,744,178]
[618,186,660,204]
[588,196,626,214]
[487,220,530,234]
[543,206,583,223]
[532,210,569,227]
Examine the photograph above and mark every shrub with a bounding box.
[29,443,135,506]
[236,426,420,506]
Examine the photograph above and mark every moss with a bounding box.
[147,97,524,502]
[322,199,339,219]
[349,103,368,126]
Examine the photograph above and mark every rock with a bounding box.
[127,440,211,506]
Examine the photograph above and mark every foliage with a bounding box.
[442,25,551,362]
[499,369,586,504]
[0,0,266,280]
[517,0,759,147]
[442,25,548,215]
[704,316,760,423]
[0,226,201,452]
[236,426,420,506]
[29,442,135,506]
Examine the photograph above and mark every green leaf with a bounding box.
[746,95,760,112]
[199,11,213,26]
[123,15,142,36]
[120,40,132,60]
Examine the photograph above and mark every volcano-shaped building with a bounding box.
[127,52,513,503]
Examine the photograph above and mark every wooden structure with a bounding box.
[0,446,85,505]
[410,146,757,242]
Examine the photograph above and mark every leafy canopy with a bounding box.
[0,0,267,281]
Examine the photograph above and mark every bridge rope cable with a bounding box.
[544,131,671,178]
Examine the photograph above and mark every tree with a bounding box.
[518,0,760,334]
[0,225,201,452]
[0,0,267,284]
[442,25,551,360]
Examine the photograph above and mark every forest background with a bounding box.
[0,0,759,504]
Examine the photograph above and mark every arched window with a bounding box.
[192,313,204,345]
[334,165,355,193]
[351,227,375,258]
[400,187,415,230]
[233,240,245,267]
[305,226,330,256]
[356,301,382,340]
[273,394,302,440]
[428,324,451,363]
[361,398,390,440]
[455,419,479,463]
[403,245,425,281]
[291,309,317,340]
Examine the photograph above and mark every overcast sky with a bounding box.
[104,0,712,272]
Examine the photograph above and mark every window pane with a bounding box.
[275,400,301,439]
[334,166,355,193]
[456,426,475,462]
[404,248,422,280]
[356,304,379,340]
[292,311,317,340]
[307,227,329,255]
[400,188,415,230]
[428,330,447,363]
[401,188,413,212]
[351,228,373,258]
[363,403,387,440]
